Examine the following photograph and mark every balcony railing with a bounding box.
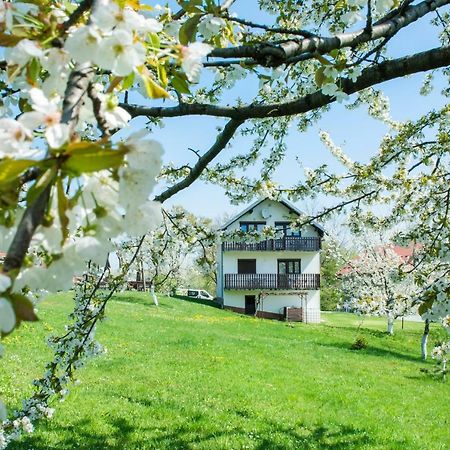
[224,273,320,290]
[222,236,321,252]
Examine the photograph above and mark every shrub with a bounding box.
[351,336,368,350]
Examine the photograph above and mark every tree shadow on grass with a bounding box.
[171,294,222,309]
[10,413,381,450]
[9,392,417,450]
[110,293,176,310]
[326,325,393,339]
[316,341,421,363]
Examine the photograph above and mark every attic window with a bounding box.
[240,222,265,232]
[275,222,301,237]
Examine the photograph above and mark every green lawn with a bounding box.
[1,292,449,450]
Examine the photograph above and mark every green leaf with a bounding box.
[157,63,168,87]
[329,49,340,59]
[418,298,434,316]
[121,72,135,91]
[139,69,170,99]
[171,72,191,94]
[0,159,37,187]
[179,14,203,45]
[177,0,203,13]
[62,142,126,175]
[26,58,41,85]
[26,165,57,205]
[315,66,326,87]
[56,177,69,244]
[11,293,39,323]
[148,32,160,49]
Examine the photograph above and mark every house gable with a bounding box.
[221,198,324,237]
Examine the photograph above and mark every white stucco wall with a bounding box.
[223,290,321,323]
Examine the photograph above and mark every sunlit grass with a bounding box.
[1,292,449,449]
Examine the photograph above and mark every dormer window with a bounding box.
[275,222,301,237]
[240,221,266,232]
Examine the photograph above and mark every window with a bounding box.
[187,290,199,297]
[275,222,301,237]
[278,259,301,274]
[238,259,256,274]
[240,222,266,232]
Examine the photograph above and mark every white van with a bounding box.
[187,289,214,301]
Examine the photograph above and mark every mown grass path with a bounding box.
[1,292,449,449]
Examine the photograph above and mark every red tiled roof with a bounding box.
[338,244,421,275]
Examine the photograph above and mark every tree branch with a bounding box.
[223,14,317,38]
[208,0,448,66]
[155,119,244,203]
[61,0,94,32]
[123,45,450,121]
[3,63,95,274]
[87,82,111,137]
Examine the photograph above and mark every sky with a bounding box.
[135,1,449,223]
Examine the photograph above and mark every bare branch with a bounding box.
[223,14,317,38]
[155,119,244,203]
[123,45,450,121]
[87,82,111,137]
[208,0,448,66]
[61,0,94,32]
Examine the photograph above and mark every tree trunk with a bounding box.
[150,284,158,306]
[141,260,147,292]
[387,314,394,335]
[421,319,430,360]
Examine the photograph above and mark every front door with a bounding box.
[245,295,256,315]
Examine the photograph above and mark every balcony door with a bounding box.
[237,259,256,290]
[278,259,301,288]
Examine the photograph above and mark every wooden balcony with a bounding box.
[224,273,320,290]
[222,236,321,252]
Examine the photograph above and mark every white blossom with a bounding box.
[6,39,43,66]
[0,274,11,293]
[181,43,212,83]
[0,297,15,334]
[21,88,69,148]
[97,93,131,129]
[198,14,226,40]
[124,200,162,236]
[0,118,35,159]
[92,0,162,33]
[64,26,102,65]
[96,29,146,76]
[321,83,348,102]
[375,0,395,14]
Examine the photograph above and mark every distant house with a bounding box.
[338,244,419,276]
[216,198,324,323]
[0,252,5,264]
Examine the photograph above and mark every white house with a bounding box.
[216,198,324,323]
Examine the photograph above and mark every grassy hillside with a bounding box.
[1,292,449,450]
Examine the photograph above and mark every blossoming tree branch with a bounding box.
[0,0,449,446]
